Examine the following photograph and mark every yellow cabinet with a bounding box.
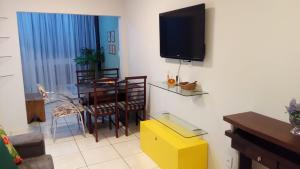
[140,120,208,169]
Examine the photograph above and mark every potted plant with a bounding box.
[285,98,300,135]
[74,47,105,73]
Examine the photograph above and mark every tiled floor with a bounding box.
[17,102,159,169]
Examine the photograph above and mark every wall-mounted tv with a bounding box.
[160,4,205,61]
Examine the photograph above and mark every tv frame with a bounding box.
[159,4,205,61]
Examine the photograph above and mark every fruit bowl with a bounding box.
[179,81,197,90]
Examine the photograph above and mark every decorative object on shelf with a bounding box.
[285,98,300,135]
[179,81,197,91]
[167,74,176,87]
[149,82,208,96]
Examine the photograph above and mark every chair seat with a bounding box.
[74,103,85,112]
[53,103,83,117]
[88,103,116,115]
[118,101,144,111]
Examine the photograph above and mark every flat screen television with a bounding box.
[160,4,205,61]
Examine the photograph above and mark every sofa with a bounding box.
[9,132,54,169]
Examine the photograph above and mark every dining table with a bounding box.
[76,79,127,133]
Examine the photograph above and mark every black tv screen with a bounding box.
[160,4,205,61]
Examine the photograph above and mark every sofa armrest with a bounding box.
[9,133,45,159]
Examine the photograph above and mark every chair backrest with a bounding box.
[76,70,96,84]
[124,76,147,108]
[99,68,119,79]
[76,69,95,98]
[92,78,118,113]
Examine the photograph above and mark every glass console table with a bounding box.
[149,82,208,96]
[151,112,207,138]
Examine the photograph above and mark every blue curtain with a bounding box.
[17,12,96,93]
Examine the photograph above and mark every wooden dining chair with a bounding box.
[86,78,119,142]
[76,69,96,122]
[76,69,96,100]
[118,76,147,136]
[99,68,119,79]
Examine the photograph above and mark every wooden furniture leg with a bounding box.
[239,153,252,169]
[125,110,129,136]
[86,111,93,134]
[94,114,99,142]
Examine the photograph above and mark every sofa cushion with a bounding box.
[0,139,19,169]
[0,127,23,164]
[18,155,54,169]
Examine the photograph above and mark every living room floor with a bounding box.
[18,103,159,169]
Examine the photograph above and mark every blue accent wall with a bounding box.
[99,16,119,69]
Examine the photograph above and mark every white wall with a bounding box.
[125,0,300,169]
[0,0,128,133]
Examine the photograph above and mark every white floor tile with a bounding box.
[134,132,140,138]
[11,126,41,136]
[71,128,93,140]
[124,152,158,169]
[113,139,142,157]
[44,135,74,145]
[88,158,130,169]
[46,140,79,157]
[41,123,70,134]
[42,101,159,169]
[106,131,137,144]
[42,123,74,143]
[81,145,120,165]
[76,136,110,151]
[53,152,86,169]
[128,123,140,134]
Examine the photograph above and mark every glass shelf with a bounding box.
[149,81,208,96]
[151,112,207,138]
[0,17,8,20]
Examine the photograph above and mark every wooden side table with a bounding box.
[25,93,45,123]
[224,112,300,169]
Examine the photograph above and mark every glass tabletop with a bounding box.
[149,82,208,96]
[151,112,207,138]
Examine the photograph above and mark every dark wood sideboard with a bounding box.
[224,112,300,169]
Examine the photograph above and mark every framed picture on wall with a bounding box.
[112,44,116,55]
[108,44,116,55]
[111,31,115,43]
[107,32,111,42]
[108,44,112,54]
